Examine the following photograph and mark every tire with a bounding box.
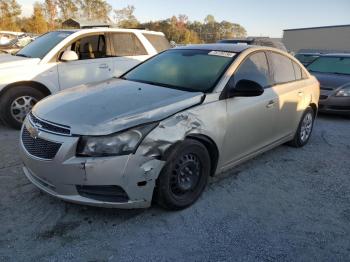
[288,107,315,148]
[0,86,45,129]
[156,139,211,210]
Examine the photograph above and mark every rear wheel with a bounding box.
[288,107,315,147]
[156,139,211,210]
[0,86,45,129]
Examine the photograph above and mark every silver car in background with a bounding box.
[20,44,320,210]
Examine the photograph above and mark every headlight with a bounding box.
[77,123,157,157]
[335,86,350,97]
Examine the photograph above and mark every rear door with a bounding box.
[57,34,114,90]
[267,52,304,138]
[108,32,151,77]
[222,51,279,166]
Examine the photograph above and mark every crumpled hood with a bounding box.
[0,54,40,70]
[33,79,204,135]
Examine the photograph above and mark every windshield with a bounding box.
[123,49,235,92]
[295,54,319,65]
[307,56,350,75]
[16,31,73,59]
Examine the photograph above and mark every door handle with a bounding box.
[99,64,109,69]
[266,100,276,108]
[298,91,304,97]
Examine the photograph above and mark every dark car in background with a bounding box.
[307,53,350,116]
[295,52,321,66]
[218,37,287,51]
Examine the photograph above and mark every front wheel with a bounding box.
[155,139,211,210]
[288,107,315,148]
[0,86,45,129]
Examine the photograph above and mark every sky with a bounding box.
[18,0,350,37]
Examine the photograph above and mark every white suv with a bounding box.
[0,28,170,128]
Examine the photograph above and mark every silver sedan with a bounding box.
[20,44,320,210]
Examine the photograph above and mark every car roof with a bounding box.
[296,52,321,55]
[321,53,350,58]
[174,43,252,53]
[55,28,165,35]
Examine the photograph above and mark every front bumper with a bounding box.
[319,90,350,115]
[19,126,165,209]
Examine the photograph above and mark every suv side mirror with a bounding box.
[228,79,264,98]
[61,50,78,62]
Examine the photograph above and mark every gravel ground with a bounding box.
[0,115,349,262]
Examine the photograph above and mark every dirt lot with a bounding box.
[0,115,349,262]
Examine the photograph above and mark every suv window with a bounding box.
[269,52,296,84]
[234,52,270,88]
[71,34,106,60]
[17,31,73,59]
[111,33,147,56]
[142,33,171,52]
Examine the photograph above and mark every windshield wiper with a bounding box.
[15,54,32,58]
[126,78,198,92]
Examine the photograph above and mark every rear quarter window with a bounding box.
[268,52,296,84]
[142,33,171,52]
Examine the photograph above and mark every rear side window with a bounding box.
[110,33,147,56]
[142,33,171,52]
[234,52,270,88]
[269,52,296,84]
[292,61,302,80]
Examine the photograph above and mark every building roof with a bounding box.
[284,24,350,32]
[62,18,110,28]
[175,43,252,53]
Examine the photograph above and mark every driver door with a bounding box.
[221,51,279,167]
[57,34,113,90]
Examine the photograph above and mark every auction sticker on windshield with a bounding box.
[208,51,236,58]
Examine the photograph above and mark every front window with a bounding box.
[16,31,73,59]
[307,56,350,75]
[123,49,235,92]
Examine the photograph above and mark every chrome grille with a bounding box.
[22,126,62,160]
[29,112,71,135]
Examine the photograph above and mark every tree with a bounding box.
[57,0,78,21]
[28,2,48,34]
[79,0,111,22]
[44,0,57,30]
[114,5,139,28]
[0,0,21,31]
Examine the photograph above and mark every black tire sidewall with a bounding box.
[295,107,315,147]
[0,86,45,129]
[157,139,211,210]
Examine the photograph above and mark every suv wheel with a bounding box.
[156,139,211,210]
[0,86,45,129]
[288,107,315,147]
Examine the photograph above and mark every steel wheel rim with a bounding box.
[300,112,313,142]
[10,96,37,123]
[170,153,201,197]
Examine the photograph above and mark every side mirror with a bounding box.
[61,50,78,62]
[228,79,264,98]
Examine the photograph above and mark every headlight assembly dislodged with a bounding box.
[77,123,157,157]
[335,85,350,97]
